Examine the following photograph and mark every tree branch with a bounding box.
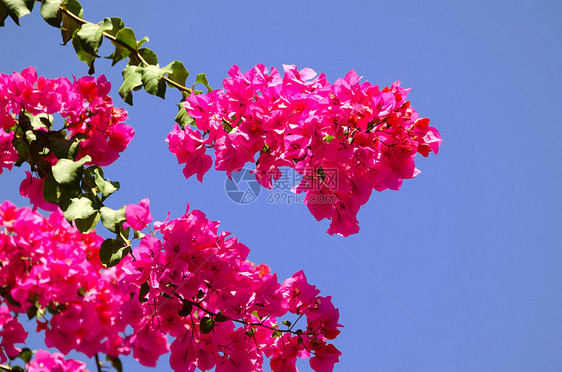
[37,0,192,95]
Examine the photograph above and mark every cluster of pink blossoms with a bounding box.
[26,350,88,372]
[167,64,441,236]
[0,200,341,371]
[0,201,129,359]
[0,304,27,364]
[120,199,342,371]
[0,67,134,208]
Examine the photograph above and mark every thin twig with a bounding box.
[94,353,102,372]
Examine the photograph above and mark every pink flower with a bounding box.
[0,130,18,174]
[306,296,342,340]
[26,350,88,372]
[124,198,153,230]
[169,64,441,236]
[281,270,320,313]
[130,325,169,367]
[0,306,27,363]
[166,124,212,182]
[19,172,58,211]
[309,343,342,372]
[0,201,342,371]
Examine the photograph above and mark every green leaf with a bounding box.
[194,73,212,92]
[100,206,126,233]
[215,313,229,322]
[102,17,123,37]
[175,102,194,129]
[60,0,82,44]
[0,4,9,27]
[94,17,113,41]
[111,27,136,65]
[138,48,158,65]
[178,300,192,317]
[272,329,283,338]
[200,316,215,334]
[99,238,130,267]
[281,320,291,327]
[75,22,103,55]
[18,348,32,363]
[22,111,52,131]
[107,355,123,372]
[52,155,91,184]
[136,36,149,48]
[49,131,84,159]
[74,210,100,233]
[12,134,29,160]
[119,65,143,105]
[58,186,74,211]
[163,60,189,88]
[24,129,36,143]
[48,131,68,158]
[138,282,150,303]
[323,135,335,143]
[40,0,62,27]
[63,0,82,16]
[141,65,166,98]
[64,197,95,221]
[72,34,96,74]
[26,304,37,320]
[43,175,61,204]
[93,167,119,199]
[0,0,35,25]
[245,327,256,337]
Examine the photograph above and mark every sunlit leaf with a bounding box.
[138,47,158,65]
[64,196,95,221]
[40,0,62,27]
[0,0,35,26]
[100,206,126,233]
[163,60,189,88]
[52,155,91,184]
[194,72,212,92]
[100,238,130,267]
[141,65,166,98]
[119,65,143,105]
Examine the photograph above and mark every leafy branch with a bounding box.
[0,0,218,266]
[169,292,314,343]
[0,0,212,127]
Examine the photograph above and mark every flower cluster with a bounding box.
[168,64,441,236]
[0,201,130,358]
[26,350,88,372]
[0,200,342,371]
[0,67,134,209]
[0,304,27,363]
[118,199,342,372]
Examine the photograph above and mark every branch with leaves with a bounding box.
[1,0,211,127]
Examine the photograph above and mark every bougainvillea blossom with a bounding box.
[168,64,442,236]
[0,67,135,211]
[0,200,341,371]
[26,350,89,372]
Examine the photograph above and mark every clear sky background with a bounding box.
[1,0,562,371]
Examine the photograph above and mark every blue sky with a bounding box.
[1,0,562,371]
